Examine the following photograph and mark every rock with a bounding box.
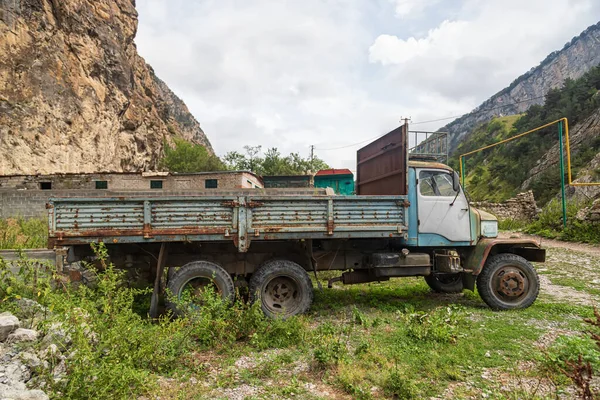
[0,388,49,400]
[38,344,59,361]
[0,314,20,342]
[40,323,71,350]
[52,359,67,382]
[0,0,212,175]
[13,299,47,321]
[19,352,42,370]
[7,329,38,344]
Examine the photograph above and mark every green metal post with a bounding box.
[461,156,466,187]
[558,121,567,227]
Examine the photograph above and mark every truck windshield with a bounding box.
[419,171,457,197]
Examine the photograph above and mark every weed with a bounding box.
[384,369,417,399]
[0,218,47,249]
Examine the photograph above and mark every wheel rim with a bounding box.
[491,266,528,303]
[178,277,222,307]
[262,276,301,315]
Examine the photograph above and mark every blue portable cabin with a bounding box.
[314,169,354,195]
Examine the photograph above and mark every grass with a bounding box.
[0,217,47,249]
[1,243,599,400]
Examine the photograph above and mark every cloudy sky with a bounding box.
[135,0,600,171]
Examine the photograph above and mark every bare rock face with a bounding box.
[442,22,600,153]
[0,0,212,174]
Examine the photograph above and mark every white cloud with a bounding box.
[135,0,600,171]
[391,0,440,18]
[369,0,599,100]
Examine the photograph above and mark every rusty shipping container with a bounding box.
[356,123,408,195]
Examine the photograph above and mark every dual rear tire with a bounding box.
[166,259,313,318]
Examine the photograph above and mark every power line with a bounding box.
[411,94,547,125]
[315,94,548,151]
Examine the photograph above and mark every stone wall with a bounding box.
[470,190,539,221]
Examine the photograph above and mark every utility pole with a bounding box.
[309,145,314,162]
[401,116,411,147]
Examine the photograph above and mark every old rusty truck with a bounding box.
[47,123,545,318]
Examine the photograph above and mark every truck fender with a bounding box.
[465,238,546,276]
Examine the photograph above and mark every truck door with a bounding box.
[417,168,471,243]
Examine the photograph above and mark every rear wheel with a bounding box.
[477,253,539,310]
[166,261,235,316]
[425,273,463,293]
[249,260,313,319]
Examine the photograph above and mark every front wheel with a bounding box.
[425,273,464,293]
[249,260,313,319]
[477,253,539,310]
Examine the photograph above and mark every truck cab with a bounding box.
[407,160,493,246]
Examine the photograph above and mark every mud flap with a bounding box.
[462,273,476,291]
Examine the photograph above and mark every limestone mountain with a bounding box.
[0,0,212,175]
[442,21,600,154]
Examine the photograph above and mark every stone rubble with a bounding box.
[0,309,64,400]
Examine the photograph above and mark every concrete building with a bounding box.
[0,171,263,191]
[0,171,264,219]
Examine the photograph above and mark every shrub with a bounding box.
[0,243,310,399]
[0,218,47,249]
[526,199,600,244]
[402,305,466,344]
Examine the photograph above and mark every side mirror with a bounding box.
[452,171,460,193]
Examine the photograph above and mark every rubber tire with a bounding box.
[166,261,235,316]
[425,273,464,293]
[249,260,313,319]
[477,253,539,310]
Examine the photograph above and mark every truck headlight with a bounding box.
[481,220,498,238]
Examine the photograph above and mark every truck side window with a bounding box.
[419,171,457,197]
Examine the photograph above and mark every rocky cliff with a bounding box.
[0,0,212,174]
[442,22,600,153]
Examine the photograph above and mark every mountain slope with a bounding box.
[0,0,212,174]
[442,21,600,153]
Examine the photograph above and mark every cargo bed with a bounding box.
[48,195,409,252]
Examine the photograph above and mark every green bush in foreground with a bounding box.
[0,244,310,399]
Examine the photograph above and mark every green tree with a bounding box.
[160,138,225,172]
[224,146,329,175]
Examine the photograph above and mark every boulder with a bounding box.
[0,314,20,342]
[0,388,49,400]
[7,329,38,344]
